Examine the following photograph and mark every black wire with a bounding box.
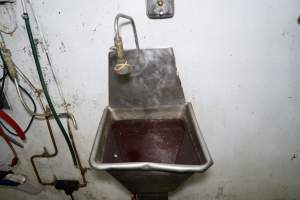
[0,47,37,136]
[0,65,8,81]
[0,67,7,111]
[0,83,37,136]
[0,70,8,81]
[1,49,7,100]
[0,67,6,99]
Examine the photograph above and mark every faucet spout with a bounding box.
[113,14,140,75]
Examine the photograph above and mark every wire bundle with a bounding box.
[0,44,36,137]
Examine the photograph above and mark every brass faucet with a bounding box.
[113,14,140,75]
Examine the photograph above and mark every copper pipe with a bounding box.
[67,121,87,187]
[17,71,87,187]
[30,115,57,186]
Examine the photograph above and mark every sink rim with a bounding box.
[89,102,213,173]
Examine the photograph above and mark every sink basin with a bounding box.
[90,47,213,200]
[90,103,213,199]
[90,103,212,172]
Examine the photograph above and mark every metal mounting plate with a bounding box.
[147,0,174,19]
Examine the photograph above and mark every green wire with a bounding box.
[22,13,78,166]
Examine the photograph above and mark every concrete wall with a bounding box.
[0,0,300,199]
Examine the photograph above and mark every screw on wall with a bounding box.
[298,15,300,25]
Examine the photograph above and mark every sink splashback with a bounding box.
[109,48,185,108]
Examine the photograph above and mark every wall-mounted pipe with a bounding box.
[17,66,87,187]
[22,12,78,166]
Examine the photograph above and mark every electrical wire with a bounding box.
[0,35,6,95]
[1,40,76,134]
[0,34,8,108]
[22,13,78,166]
[26,0,79,134]
[23,0,84,169]
[26,0,77,131]
[0,66,8,81]
[0,66,6,100]
[0,52,36,135]
[0,61,7,80]
[1,31,49,118]
[27,0,68,108]
[14,78,50,117]
[0,2,18,34]
[15,57,87,188]
[14,65,78,128]
[19,0,87,188]
[0,82,36,136]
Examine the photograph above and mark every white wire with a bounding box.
[27,0,68,109]
[25,0,79,131]
[14,78,50,117]
[20,0,27,13]
[15,66,78,127]
[0,2,17,34]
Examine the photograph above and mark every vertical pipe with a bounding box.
[22,13,78,166]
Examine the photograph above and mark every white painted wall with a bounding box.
[0,0,300,199]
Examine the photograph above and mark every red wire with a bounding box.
[131,194,137,200]
[0,110,26,140]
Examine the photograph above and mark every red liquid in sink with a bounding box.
[102,119,206,165]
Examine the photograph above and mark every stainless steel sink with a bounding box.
[90,103,212,172]
[90,14,213,200]
[90,103,213,200]
[89,49,213,200]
